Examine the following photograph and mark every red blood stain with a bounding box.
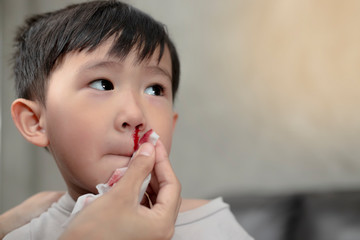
[133,127,140,152]
[133,128,153,152]
[107,169,126,186]
[139,129,153,145]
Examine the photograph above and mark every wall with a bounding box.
[1,0,360,212]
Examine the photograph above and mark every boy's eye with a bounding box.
[144,84,164,96]
[89,79,114,91]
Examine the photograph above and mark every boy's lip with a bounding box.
[106,150,134,158]
[104,129,155,163]
[105,141,136,157]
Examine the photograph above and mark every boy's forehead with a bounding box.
[58,39,172,77]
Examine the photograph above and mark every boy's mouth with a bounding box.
[106,129,159,187]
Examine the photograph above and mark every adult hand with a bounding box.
[60,141,182,240]
[0,191,64,239]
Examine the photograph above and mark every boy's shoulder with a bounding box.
[175,198,254,240]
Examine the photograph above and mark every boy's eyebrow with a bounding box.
[145,66,172,80]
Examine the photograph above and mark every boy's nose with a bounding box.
[114,91,146,133]
[121,122,144,131]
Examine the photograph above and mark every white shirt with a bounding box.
[4,193,254,240]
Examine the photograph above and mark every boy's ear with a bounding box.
[11,98,49,147]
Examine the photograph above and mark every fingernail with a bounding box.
[139,143,154,156]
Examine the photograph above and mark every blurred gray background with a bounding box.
[1,0,360,212]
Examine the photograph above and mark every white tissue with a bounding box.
[72,130,159,215]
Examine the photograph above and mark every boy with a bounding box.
[4,1,253,239]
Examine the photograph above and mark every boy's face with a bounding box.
[41,40,177,199]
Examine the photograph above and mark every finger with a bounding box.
[152,140,181,219]
[148,140,169,194]
[148,169,159,195]
[112,142,155,202]
[143,176,158,206]
[144,140,166,200]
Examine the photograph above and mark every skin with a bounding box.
[8,38,208,239]
[60,142,182,240]
[29,39,177,200]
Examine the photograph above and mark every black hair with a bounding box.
[13,0,180,104]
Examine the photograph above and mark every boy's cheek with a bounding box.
[152,123,174,153]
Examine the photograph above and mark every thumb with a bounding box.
[114,142,155,200]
